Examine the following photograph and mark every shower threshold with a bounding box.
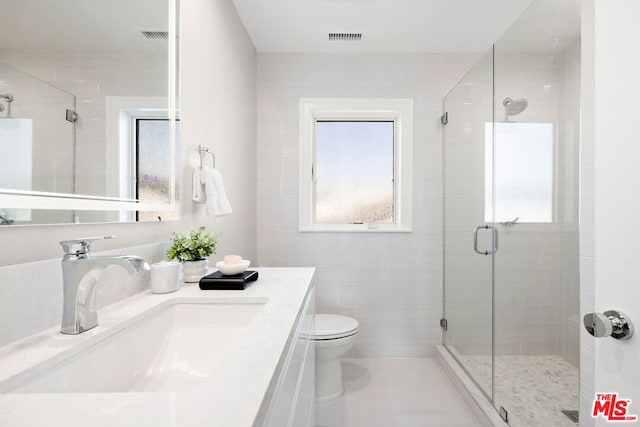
[435,345,508,427]
[435,346,580,427]
[561,410,579,423]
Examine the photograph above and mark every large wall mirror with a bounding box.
[0,0,180,225]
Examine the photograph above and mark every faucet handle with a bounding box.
[59,236,115,256]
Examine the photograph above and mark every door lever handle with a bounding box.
[583,310,634,340]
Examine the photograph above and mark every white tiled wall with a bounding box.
[256,53,479,357]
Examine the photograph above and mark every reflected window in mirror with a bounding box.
[136,118,180,222]
[104,96,179,223]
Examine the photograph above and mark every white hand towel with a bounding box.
[198,166,232,217]
[192,168,205,203]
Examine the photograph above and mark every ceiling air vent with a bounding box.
[141,31,169,40]
[328,33,362,41]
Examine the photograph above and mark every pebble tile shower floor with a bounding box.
[462,354,579,427]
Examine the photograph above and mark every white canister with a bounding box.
[150,261,181,294]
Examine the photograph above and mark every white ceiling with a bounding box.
[0,0,578,54]
[0,0,168,50]
[231,0,535,54]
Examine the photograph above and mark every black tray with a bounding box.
[199,270,259,290]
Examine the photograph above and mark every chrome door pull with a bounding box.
[473,224,498,255]
[473,225,485,255]
[583,310,634,340]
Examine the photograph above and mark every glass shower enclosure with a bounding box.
[442,0,581,426]
[0,61,76,225]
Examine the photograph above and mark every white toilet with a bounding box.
[313,314,359,403]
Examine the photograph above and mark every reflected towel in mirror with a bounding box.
[192,166,232,217]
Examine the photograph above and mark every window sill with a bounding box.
[298,224,412,233]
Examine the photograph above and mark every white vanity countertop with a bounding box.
[0,267,315,427]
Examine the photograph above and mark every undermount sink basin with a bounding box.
[8,302,265,393]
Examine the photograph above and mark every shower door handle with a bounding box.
[473,224,498,255]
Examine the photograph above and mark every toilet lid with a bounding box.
[313,314,359,340]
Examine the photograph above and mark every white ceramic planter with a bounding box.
[182,259,208,283]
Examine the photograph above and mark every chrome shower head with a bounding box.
[503,97,528,116]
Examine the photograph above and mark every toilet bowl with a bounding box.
[313,314,359,403]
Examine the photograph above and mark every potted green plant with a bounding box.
[166,227,219,282]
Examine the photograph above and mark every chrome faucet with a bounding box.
[59,236,150,335]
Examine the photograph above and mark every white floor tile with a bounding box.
[315,358,481,427]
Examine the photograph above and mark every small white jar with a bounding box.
[150,261,181,293]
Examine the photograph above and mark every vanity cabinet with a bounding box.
[0,268,317,427]
[263,284,315,427]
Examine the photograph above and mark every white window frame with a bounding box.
[106,96,176,222]
[299,98,413,232]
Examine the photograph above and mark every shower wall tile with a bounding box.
[256,53,479,358]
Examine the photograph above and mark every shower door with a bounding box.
[442,1,581,425]
[491,1,581,424]
[442,49,495,398]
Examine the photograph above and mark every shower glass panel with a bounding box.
[492,0,581,425]
[442,1,581,424]
[442,49,494,398]
[0,61,75,224]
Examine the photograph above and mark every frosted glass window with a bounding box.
[136,119,179,221]
[314,121,394,224]
[485,122,554,223]
[299,98,413,232]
